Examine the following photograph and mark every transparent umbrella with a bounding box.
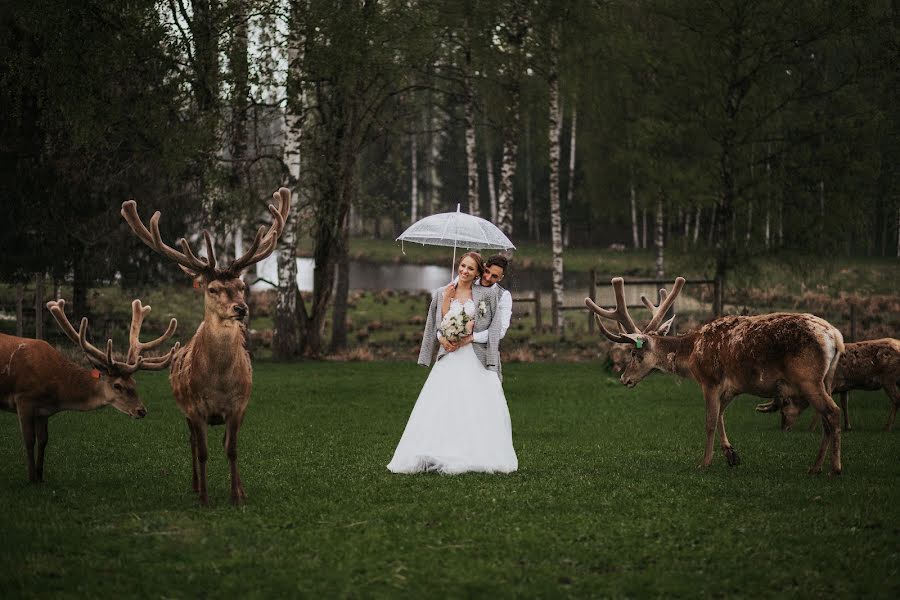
[396,205,516,280]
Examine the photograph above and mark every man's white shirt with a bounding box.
[437,278,512,342]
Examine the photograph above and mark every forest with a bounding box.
[2,0,898,357]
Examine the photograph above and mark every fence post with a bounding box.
[588,268,596,333]
[534,290,542,333]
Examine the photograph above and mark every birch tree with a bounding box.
[548,25,565,334]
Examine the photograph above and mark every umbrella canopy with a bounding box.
[396,205,515,280]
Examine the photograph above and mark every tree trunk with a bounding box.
[465,93,479,217]
[330,218,351,353]
[693,206,701,246]
[896,206,899,258]
[563,103,576,248]
[34,272,44,340]
[525,119,535,240]
[642,208,648,249]
[410,132,418,225]
[630,182,639,248]
[274,14,303,359]
[497,96,518,237]
[15,283,24,338]
[655,194,664,278]
[486,144,498,223]
[548,28,565,335]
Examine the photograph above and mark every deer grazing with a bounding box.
[0,299,178,482]
[121,187,291,505]
[756,338,900,432]
[585,277,846,475]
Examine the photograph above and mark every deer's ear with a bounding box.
[656,316,676,336]
[623,333,647,348]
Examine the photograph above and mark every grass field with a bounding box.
[1,362,898,598]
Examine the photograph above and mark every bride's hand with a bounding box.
[444,283,457,299]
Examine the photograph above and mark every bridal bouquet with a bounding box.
[439,306,472,343]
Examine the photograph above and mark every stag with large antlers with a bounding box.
[121,187,291,505]
[0,299,178,482]
[586,277,846,475]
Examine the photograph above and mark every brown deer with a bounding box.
[1,299,178,482]
[585,277,846,475]
[121,187,291,505]
[756,339,900,432]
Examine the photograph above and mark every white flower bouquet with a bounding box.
[439,306,472,343]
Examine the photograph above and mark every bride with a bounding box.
[387,251,518,474]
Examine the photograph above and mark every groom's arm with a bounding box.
[472,289,512,343]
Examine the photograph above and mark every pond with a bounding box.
[252,256,597,295]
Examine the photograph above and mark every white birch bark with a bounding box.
[274,17,302,358]
[465,99,479,216]
[630,183,639,248]
[496,109,517,237]
[428,105,442,213]
[410,132,418,224]
[655,195,664,278]
[548,28,564,334]
[564,104,576,249]
[486,145,497,223]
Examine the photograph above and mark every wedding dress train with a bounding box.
[387,310,517,474]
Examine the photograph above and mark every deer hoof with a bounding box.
[807,466,822,475]
[724,448,741,467]
[828,470,842,478]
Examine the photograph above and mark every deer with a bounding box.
[121,187,291,505]
[585,277,846,475]
[0,299,178,483]
[755,338,900,432]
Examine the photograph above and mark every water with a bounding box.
[252,256,595,294]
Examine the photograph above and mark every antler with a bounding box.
[641,277,685,333]
[125,300,180,370]
[584,276,686,342]
[229,187,292,273]
[46,299,179,375]
[121,187,291,279]
[584,277,640,343]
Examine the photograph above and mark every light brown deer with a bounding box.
[0,299,178,482]
[756,338,900,432]
[121,187,291,505]
[585,277,846,475]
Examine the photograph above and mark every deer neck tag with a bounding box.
[634,339,644,349]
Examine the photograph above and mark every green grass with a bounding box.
[1,362,898,598]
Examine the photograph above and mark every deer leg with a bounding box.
[882,382,898,432]
[807,411,820,433]
[34,416,49,483]
[17,408,37,483]
[188,419,210,506]
[187,419,200,494]
[840,391,851,431]
[225,416,246,505]
[716,399,741,466]
[807,387,841,475]
[699,389,721,468]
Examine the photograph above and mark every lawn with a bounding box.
[1,362,898,598]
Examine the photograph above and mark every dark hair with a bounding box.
[460,251,485,276]
[485,255,508,271]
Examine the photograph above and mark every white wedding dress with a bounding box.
[387,299,518,474]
